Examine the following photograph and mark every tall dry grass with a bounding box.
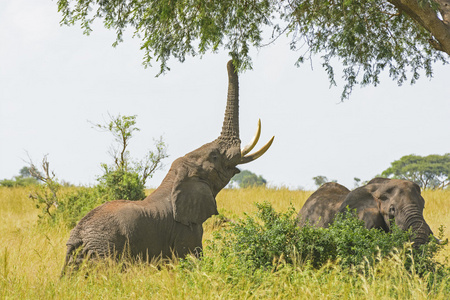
[0,186,449,299]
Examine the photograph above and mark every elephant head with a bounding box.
[339,178,433,247]
[62,60,274,274]
[297,178,436,248]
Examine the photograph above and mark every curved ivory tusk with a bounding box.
[241,119,261,156]
[239,136,275,164]
[436,237,448,245]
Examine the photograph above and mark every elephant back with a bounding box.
[297,182,350,228]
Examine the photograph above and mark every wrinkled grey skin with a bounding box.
[62,61,271,274]
[297,178,434,247]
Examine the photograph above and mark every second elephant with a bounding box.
[297,178,435,247]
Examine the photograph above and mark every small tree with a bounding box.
[381,153,450,189]
[93,114,168,200]
[230,170,267,188]
[353,177,362,188]
[28,155,62,220]
[19,166,42,180]
[312,175,337,188]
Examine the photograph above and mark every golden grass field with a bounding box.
[0,186,449,299]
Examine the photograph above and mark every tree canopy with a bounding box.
[381,153,450,189]
[230,170,267,188]
[57,0,449,98]
[312,175,337,187]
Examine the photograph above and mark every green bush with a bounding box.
[28,163,148,228]
[0,176,39,187]
[208,202,448,278]
[326,211,411,269]
[97,166,146,201]
[56,187,104,228]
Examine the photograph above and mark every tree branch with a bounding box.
[388,0,450,54]
[436,0,450,25]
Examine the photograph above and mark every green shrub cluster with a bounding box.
[32,177,145,229]
[29,166,146,228]
[0,177,39,187]
[52,166,147,227]
[55,187,105,228]
[30,183,102,228]
[96,165,146,201]
[206,202,449,279]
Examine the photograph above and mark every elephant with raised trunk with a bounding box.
[62,60,274,274]
[297,178,437,247]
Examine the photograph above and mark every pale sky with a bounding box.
[1,0,449,190]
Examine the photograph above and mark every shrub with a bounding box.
[0,177,39,187]
[97,166,146,201]
[327,211,411,269]
[209,202,448,278]
[55,187,104,228]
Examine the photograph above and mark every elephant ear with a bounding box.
[338,186,389,231]
[171,165,218,226]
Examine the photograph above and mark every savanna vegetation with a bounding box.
[382,153,450,190]
[1,186,449,299]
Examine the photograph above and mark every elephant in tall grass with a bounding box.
[62,60,274,274]
[297,178,438,247]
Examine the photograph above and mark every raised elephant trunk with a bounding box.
[217,60,274,165]
[218,60,241,146]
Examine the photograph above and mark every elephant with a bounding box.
[62,60,274,274]
[297,177,436,247]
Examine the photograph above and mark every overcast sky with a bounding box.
[1,0,449,190]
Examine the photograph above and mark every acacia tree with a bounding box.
[57,0,449,98]
[381,153,450,189]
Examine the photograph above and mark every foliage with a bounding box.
[230,170,267,188]
[353,177,362,188]
[55,187,104,228]
[19,166,42,180]
[0,177,39,187]
[97,166,146,201]
[312,175,336,187]
[0,166,41,187]
[26,156,128,227]
[27,156,62,221]
[210,202,448,278]
[93,114,168,200]
[381,153,450,189]
[25,156,97,227]
[56,0,448,99]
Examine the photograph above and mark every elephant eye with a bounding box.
[379,194,389,201]
[210,153,219,161]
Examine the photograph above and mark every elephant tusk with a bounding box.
[241,119,261,156]
[436,237,448,245]
[239,136,275,164]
